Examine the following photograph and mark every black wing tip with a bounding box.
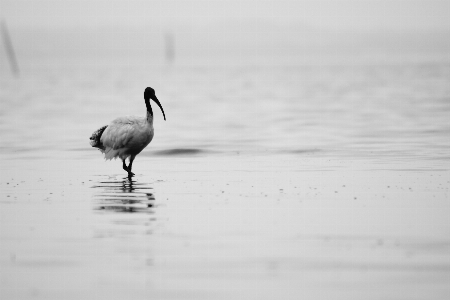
[89,125,108,149]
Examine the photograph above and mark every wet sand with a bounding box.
[1,155,449,299]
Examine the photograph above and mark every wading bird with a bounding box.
[90,87,166,177]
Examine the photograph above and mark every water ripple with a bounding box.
[151,148,211,156]
[91,177,156,213]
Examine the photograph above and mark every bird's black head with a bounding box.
[144,87,166,121]
[144,87,155,100]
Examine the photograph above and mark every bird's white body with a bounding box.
[100,113,153,160]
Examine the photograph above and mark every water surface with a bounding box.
[1,59,449,299]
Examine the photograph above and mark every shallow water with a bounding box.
[1,62,449,162]
[1,59,449,299]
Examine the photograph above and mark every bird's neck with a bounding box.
[146,110,154,124]
[145,99,153,124]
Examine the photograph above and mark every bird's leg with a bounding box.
[122,159,129,173]
[127,156,135,177]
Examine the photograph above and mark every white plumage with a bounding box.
[101,116,154,160]
[90,87,166,177]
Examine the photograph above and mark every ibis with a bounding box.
[90,87,166,177]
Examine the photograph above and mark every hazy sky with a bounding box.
[1,0,449,31]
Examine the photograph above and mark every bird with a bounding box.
[90,87,166,177]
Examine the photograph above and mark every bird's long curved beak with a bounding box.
[152,96,166,120]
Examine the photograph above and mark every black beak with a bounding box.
[151,95,166,121]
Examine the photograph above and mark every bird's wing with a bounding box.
[101,117,143,150]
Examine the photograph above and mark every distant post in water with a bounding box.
[164,32,175,64]
[1,20,19,76]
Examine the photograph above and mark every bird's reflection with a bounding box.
[91,176,156,213]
